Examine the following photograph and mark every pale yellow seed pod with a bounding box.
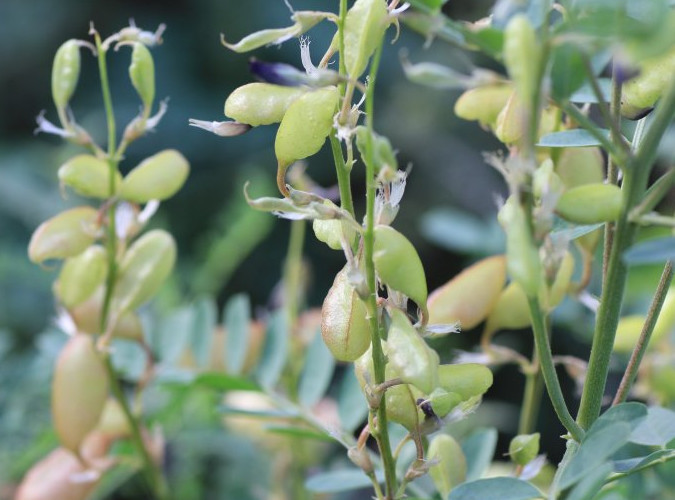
[484,281,532,334]
[69,288,144,341]
[112,229,177,312]
[58,154,121,199]
[556,183,622,224]
[129,42,155,111]
[343,0,389,78]
[428,434,467,498]
[454,85,513,128]
[555,147,604,189]
[28,207,99,264]
[428,255,506,330]
[54,245,107,308]
[437,363,494,400]
[321,267,371,362]
[52,39,81,111]
[503,14,540,103]
[120,149,190,203]
[509,433,540,466]
[52,334,109,455]
[495,91,525,144]
[225,83,306,126]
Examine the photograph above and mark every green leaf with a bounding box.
[265,425,333,442]
[449,477,543,500]
[111,338,147,382]
[305,468,384,493]
[420,208,505,255]
[298,331,336,407]
[559,422,632,490]
[550,42,587,101]
[588,402,647,437]
[565,462,613,500]
[156,306,193,366]
[624,237,675,265]
[491,0,551,29]
[190,296,217,367]
[462,428,499,482]
[614,449,675,474]
[255,310,289,389]
[629,406,675,446]
[550,219,603,243]
[223,294,251,374]
[338,367,368,433]
[537,129,611,147]
[569,79,612,103]
[408,0,446,11]
[194,372,260,392]
[219,406,297,418]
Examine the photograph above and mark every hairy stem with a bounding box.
[613,260,673,405]
[363,42,397,499]
[518,352,544,435]
[528,297,584,441]
[93,32,166,499]
[577,78,675,428]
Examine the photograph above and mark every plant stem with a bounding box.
[330,134,355,218]
[362,42,397,499]
[560,101,627,167]
[94,31,166,500]
[632,167,675,217]
[527,297,584,441]
[576,78,675,429]
[612,260,673,405]
[518,352,544,435]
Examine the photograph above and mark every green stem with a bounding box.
[632,167,675,217]
[632,213,675,228]
[283,219,306,401]
[560,101,627,167]
[363,42,397,499]
[527,297,584,441]
[94,31,166,500]
[330,134,355,218]
[576,78,675,429]
[518,354,544,435]
[612,260,673,405]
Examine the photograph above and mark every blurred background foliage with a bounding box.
[1,0,673,498]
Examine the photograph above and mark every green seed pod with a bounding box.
[54,245,107,308]
[96,398,131,440]
[129,42,155,111]
[621,48,675,119]
[225,83,306,126]
[484,281,531,334]
[427,434,467,498]
[373,225,428,312]
[120,149,189,203]
[438,363,493,400]
[555,147,604,189]
[58,154,121,199]
[454,85,513,129]
[556,183,622,224]
[343,0,389,78]
[70,288,144,341]
[533,159,563,202]
[52,334,109,455]
[112,229,176,312]
[275,87,339,195]
[52,40,81,111]
[275,88,338,160]
[494,91,525,144]
[509,433,540,466]
[386,308,439,393]
[427,388,463,418]
[354,348,424,431]
[321,267,371,361]
[313,201,356,250]
[503,15,540,103]
[499,197,543,297]
[28,207,99,264]
[428,255,506,330]
[355,126,398,174]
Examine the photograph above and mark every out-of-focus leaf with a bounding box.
[305,469,384,493]
[565,462,613,500]
[624,237,675,265]
[219,406,296,418]
[550,42,588,101]
[154,306,193,366]
[223,294,251,375]
[194,372,260,392]
[462,428,499,481]
[491,0,552,29]
[538,129,611,147]
[110,338,146,382]
[298,331,335,408]
[338,368,368,433]
[614,449,675,474]
[629,406,675,446]
[255,310,289,389]
[190,296,217,367]
[264,425,333,442]
[569,79,612,103]
[449,477,543,499]
[420,207,505,255]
